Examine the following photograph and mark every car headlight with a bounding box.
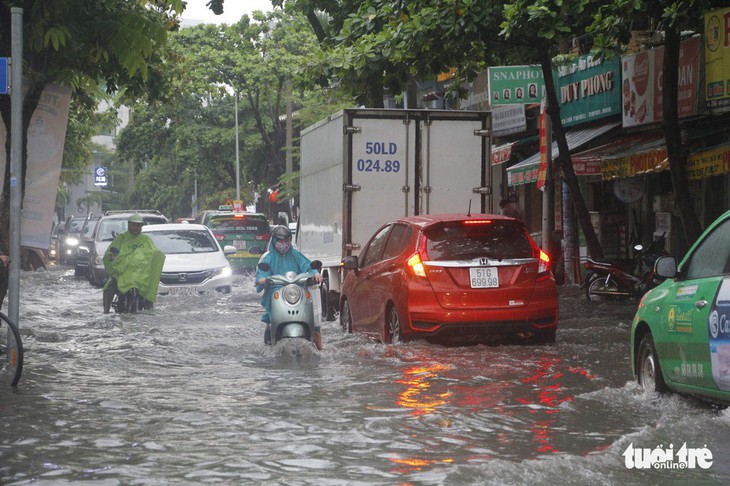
[208,266,232,278]
[282,284,303,305]
[78,245,90,254]
[65,237,79,246]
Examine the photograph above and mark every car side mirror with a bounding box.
[257,261,270,272]
[654,256,677,279]
[342,255,359,274]
[223,245,237,255]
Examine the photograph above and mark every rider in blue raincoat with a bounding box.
[255,225,322,349]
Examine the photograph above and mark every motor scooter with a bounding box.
[103,249,165,314]
[257,260,323,347]
[582,233,668,301]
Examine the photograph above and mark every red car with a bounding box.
[340,213,558,344]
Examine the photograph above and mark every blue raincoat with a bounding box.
[255,246,317,323]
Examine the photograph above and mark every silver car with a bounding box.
[142,223,236,294]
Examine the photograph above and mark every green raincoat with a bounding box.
[103,232,164,303]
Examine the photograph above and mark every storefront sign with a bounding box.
[491,142,514,165]
[705,8,730,110]
[622,36,700,127]
[556,53,621,127]
[488,65,545,106]
[601,148,668,180]
[687,144,730,179]
[461,72,527,135]
[507,164,539,186]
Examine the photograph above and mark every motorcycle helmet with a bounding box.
[270,225,292,241]
[128,214,145,224]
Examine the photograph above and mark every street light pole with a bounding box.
[234,91,240,201]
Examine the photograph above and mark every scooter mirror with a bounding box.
[249,246,264,255]
[257,262,271,272]
[310,260,322,271]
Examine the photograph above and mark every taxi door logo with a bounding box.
[709,278,730,390]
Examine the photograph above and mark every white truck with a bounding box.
[297,108,493,317]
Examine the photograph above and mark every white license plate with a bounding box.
[233,240,247,250]
[469,267,499,288]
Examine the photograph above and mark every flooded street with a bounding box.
[2,267,730,484]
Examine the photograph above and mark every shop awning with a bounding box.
[571,133,667,180]
[506,122,620,186]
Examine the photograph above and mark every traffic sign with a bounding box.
[0,58,8,95]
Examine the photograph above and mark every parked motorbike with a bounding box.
[258,260,322,347]
[582,233,669,301]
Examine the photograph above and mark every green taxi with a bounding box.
[198,211,270,273]
[632,209,730,403]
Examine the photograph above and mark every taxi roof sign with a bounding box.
[218,204,233,211]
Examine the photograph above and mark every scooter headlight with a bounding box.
[282,284,303,305]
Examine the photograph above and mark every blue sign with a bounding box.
[94,166,108,187]
[0,58,8,95]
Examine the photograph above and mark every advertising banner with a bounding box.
[0,84,71,249]
[705,7,730,110]
[622,36,700,127]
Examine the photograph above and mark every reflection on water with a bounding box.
[2,269,730,484]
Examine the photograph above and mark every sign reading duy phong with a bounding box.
[488,65,545,105]
[555,53,621,127]
[706,7,730,110]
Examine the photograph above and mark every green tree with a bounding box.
[0,0,182,303]
[115,12,350,218]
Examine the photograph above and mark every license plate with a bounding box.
[233,240,247,250]
[469,267,499,288]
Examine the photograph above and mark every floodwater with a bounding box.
[2,267,730,484]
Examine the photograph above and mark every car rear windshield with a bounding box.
[424,220,533,261]
[208,217,269,235]
[147,230,218,254]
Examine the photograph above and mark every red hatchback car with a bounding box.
[339,213,559,344]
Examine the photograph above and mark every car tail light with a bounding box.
[233,214,247,219]
[537,248,551,281]
[407,253,426,277]
[406,234,428,278]
[463,219,492,225]
[213,233,225,241]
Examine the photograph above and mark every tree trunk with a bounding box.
[662,26,703,243]
[539,45,604,259]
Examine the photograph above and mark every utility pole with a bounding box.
[8,7,23,325]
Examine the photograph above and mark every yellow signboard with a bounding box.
[705,8,730,110]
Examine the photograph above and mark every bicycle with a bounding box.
[0,311,23,386]
[0,259,23,386]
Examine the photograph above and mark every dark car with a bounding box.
[60,216,87,265]
[74,215,100,277]
[48,224,64,263]
[339,213,559,344]
[86,210,169,287]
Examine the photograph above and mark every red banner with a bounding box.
[537,113,548,190]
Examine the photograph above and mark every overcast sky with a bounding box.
[181,0,273,26]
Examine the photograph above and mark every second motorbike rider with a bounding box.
[102,214,162,314]
[255,225,323,350]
